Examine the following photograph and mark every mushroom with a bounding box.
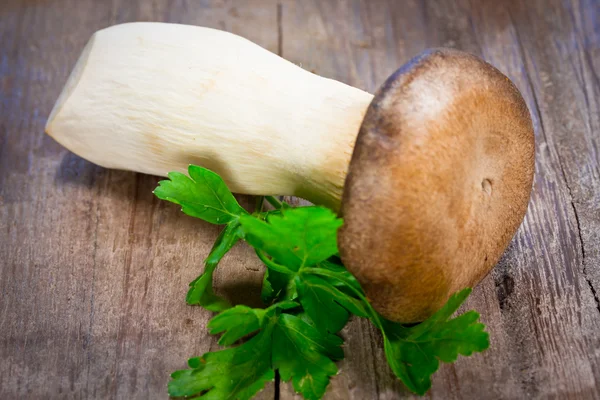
[46,22,535,323]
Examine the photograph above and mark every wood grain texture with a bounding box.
[0,1,278,399]
[0,0,599,399]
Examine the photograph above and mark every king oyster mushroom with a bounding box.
[46,22,535,322]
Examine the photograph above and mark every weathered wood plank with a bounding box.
[0,0,599,399]
[0,1,278,399]
[280,0,600,399]
[281,1,414,398]
[425,1,600,398]
[501,0,600,396]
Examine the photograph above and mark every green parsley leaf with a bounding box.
[308,269,488,396]
[204,220,244,268]
[207,302,299,346]
[168,305,285,399]
[254,248,298,305]
[154,165,247,224]
[261,267,297,304]
[169,302,300,399]
[186,220,243,310]
[239,207,342,270]
[272,313,343,400]
[295,272,367,334]
[186,263,231,312]
[208,305,263,346]
[168,325,275,400]
[381,289,490,395]
[157,165,491,400]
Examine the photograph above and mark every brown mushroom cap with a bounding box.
[338,49,535,323]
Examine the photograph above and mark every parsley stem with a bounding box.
[254,196,265,213]
[265,196,283,209]
[306,269,385,332]
[255,249,295,274]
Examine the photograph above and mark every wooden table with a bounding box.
[1,0,599,398]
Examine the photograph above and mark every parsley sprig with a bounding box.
[154,165,489,399]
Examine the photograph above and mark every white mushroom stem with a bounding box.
[46,22,373,209]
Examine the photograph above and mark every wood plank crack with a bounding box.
[84,166,102,397]
[508,5,600,317]
[277,2,283,57]
[556,135,599,315]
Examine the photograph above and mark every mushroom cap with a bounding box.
[338,49,535,323]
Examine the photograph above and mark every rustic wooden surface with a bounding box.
[0,0,599,399]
